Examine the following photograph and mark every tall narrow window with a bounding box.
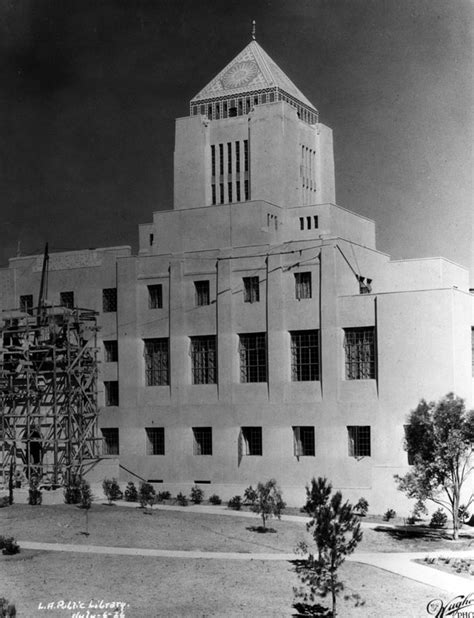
[102,428,119,455]
[191,336,216,384]
[220,183,224,204]
[244,139,249,172]
[347,426,371,457]
[60,291,74,309]
[299,217,304,231]
[104,381,119,406]
[20,294,34,315]
[104,340,118,363]
[294,272,312,300]
[243,277,259,303]
[227,142,232,174]
[344,327,376,380]
[235,141,240,173]
[148,284,162,309]
[102,288,117,312]
[291,331,319,381]
[194,280,210,306]
[236,181,241,202]
[228,182,233,203]
[244,179,249,201]
[146,427,165,455]
[211,145,216,177]
[241,427,262,456]
[193,427,212,455]
[293,426,315,457]
[144,338,169,386]
[219,143,224,175]
[239,333,267,383]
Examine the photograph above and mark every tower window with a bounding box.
[215,103,220,119]
[219,144,224,175]
[144,338,169,386]
[239,333,267,383]
[60,291,74,309]
[149,233,154,246]
[220,183,224,204]
[244,179,249,201]
[236,181,241,202]
[314,216,318,228]
[235,141,240,173]
[194,280,210,306]
[208,105,212,119]
[238,99,243,115]
[228,182,233,203]
[211,184,216,205]
[244,140,249,172]
[295,272,312,300]
[243,277,259,303]
[148,284,163,309]
[227,143,232,174]
[344,327,376,380]
[102,288,117,313]
[211,145,216,177]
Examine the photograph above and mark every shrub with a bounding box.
[124,481,138,502]
[228,495,242,510]
[354,497,369,517]
[28,476,42,506]
[383,509,396,522]
[176,492,188,506]
[244,485,258,505]
[250,479,286,531]
[0,597,17,617]
[139,482,155,508]
[0,496,10,508]
[209,494,222,505]
[0,536,20,556]
[156,490,171,502]
[430,508,448,529]
[64,475,82,504]
[102,478,122,504]
[79,480,92,509]
[190,486,204,504]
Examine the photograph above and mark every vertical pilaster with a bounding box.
[267,253,285,402]
[319,243,339,401]
[169,258,186,405]
[216,255,233,402]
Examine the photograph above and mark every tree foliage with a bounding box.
[395,393,474,540]
[250,479,286,530]
[295,477,363,618]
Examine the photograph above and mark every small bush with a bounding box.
[139,482,156,508]
[383,508,396,522]
[176,492,188,506]
[79,480,92,509]
[190,486,204,504]
[0,597,17,617]
[0,496,10,509]
[354,497,369,517]
[102,478,122,504]
[124,482,138,502]
[156,490,171,502]
[228,495,242,510]
[430,508,448,529]
[0,536,20,556]
[209,494,222,505]
[28,476,42,506]
[64,475,82,505]
[244,485,258,505]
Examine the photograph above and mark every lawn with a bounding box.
[0,503,462,617]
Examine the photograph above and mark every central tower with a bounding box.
[174,40,335,210]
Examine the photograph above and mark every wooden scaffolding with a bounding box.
[0,305,100,487]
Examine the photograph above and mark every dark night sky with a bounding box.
[0,0,472,282]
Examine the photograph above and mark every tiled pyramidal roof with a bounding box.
[190,40,317,114]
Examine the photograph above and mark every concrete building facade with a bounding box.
[1,40,472,511]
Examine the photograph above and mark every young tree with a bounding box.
[250,479,286,531]
[295,477,363,618]
[395,393,474,540]
[102,478,122,504]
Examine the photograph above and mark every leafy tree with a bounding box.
[395,393,474,540]
[124,481,138,502]
[102,478,122,504]
[79,480,93,535]
[294,477,363,618]
[28,476,42,506]
[139,482,156,508]
[250,479,286,531]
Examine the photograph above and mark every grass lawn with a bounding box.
[0,503,463,617]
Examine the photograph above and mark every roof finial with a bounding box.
[251,20,256,40]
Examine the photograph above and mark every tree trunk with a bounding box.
[331,586,337,617]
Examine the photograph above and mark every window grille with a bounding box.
[244,140,249,172]
[146,427,165,455]
[191,336,216,384]
[344,327,376,379]
[243,277,259,303]
[147,284,163,309]
[193,427,212,455]
[60,291,74,309]
[211,145,216,176]
[239,333,267,383]
[104,340,118,363]
[20,294,34,315]
[293,426,315,456]
[102,428,119,455]
[144,338,169,386]
[227,142,232,173]
[291,331,319,381]
[104,381,119,406]
[241,427,262,455]
[347,426,371,457]
[194,280,210,306]
[295,272,312,300]
[102,288,117,312]
[235,141,240,173]
[219,144,224,175]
